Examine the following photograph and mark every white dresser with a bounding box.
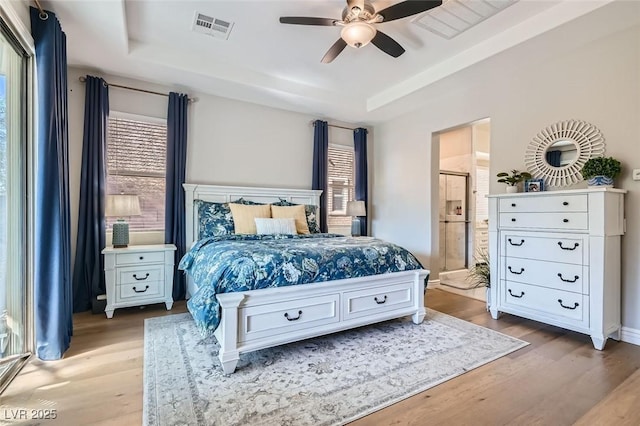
[488,188,626,349]
[102,244,176,318]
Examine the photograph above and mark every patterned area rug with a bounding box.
[144,309,528,425]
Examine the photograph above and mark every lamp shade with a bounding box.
[105,194,141,217]
[346,200,366,217]
[340,22,376,48]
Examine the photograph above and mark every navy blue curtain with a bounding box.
[312,120,328,233]
[546,150,562,167]
[165,93,189,300]
[72,76,108,313]
[31,7,72,360]
[354,128,368,236]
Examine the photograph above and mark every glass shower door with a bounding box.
[439,172,469,272]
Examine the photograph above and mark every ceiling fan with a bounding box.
[279,0,443,63]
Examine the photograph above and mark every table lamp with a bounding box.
[346,200,366,237]
[105,194,141,248]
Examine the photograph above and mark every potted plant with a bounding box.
[580,157,622,187]
[497,170,532,193]
[467,248,490,310]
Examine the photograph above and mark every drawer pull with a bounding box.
[558,242,579,251]
[284,310,303,321]
[563,201,569,206]
[374,295,387,304]
[557,299,579,310]
[511,218,516,222]
[133,273,150,281]
[508,238,525,246]
[558,273,579,283]
[508,289,525,298]
[563,219,569,223]
[508,266,524,275]
[133,285,149,293]
[139,256,144,260]
[511,203,516,207]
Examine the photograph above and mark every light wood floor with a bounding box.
[2,289,639,425]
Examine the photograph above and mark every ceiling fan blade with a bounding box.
[321,38,348,63]
[279,17,338,26]
[371,30,405,58]
[376,0,442,22]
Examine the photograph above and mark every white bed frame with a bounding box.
[183,183,429,374]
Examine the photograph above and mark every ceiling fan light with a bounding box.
[340,22,376,48]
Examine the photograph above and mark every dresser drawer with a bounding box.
[502,281,588,323]
[117,280,164,301]
[499,212,588,230]
[502,234,584,265]
[343,282,413,321]
[239,294,339,343]
[499,194,587,213]
[117,265,164,285]
[115,251,165,266]
[502,257,587,294]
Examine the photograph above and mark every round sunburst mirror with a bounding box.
[524,119,606,188]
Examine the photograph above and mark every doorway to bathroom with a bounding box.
[436,119,490,301]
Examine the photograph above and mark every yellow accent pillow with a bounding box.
[271,205,310,234]
[228,203,272,234]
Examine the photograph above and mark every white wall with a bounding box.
[373,19,640,328]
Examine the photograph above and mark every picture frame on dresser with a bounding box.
[525,179,544,192]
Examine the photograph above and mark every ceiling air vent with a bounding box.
[192,12,234,40]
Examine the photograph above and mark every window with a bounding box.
[106,113,167,231]
[327,144,354,229]
[0,15,30,392]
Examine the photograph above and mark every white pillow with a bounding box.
[254,218,297,235]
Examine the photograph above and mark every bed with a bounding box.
[182,183,429,374]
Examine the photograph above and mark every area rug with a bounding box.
[143,309,528,425]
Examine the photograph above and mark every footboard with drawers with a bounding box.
[488,188,626,349]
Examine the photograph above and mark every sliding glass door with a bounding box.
[0,16,31,393]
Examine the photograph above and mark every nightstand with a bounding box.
[102,244,177,319]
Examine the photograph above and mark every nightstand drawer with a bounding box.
[118,280,163,300]
[117,265,164,285]
[115,251,165,266]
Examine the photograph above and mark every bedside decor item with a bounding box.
[497,170,532,193]
[524,119,606,188]
[105,194,141,248]
[346,200,366,236]
[580,157,621,187]
[525,178,544,192]
[102,244,176,318]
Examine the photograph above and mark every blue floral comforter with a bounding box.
[179,234,423,336]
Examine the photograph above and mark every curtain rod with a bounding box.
[78,76,196,103]
[33,0,48,19]
[310,120,359,131]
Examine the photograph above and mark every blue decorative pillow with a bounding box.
[231,197,264,205]
[196,200,234,239]
[272,199,320,233]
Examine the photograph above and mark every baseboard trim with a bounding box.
[427,279,440,289]
[621,326,640,346]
